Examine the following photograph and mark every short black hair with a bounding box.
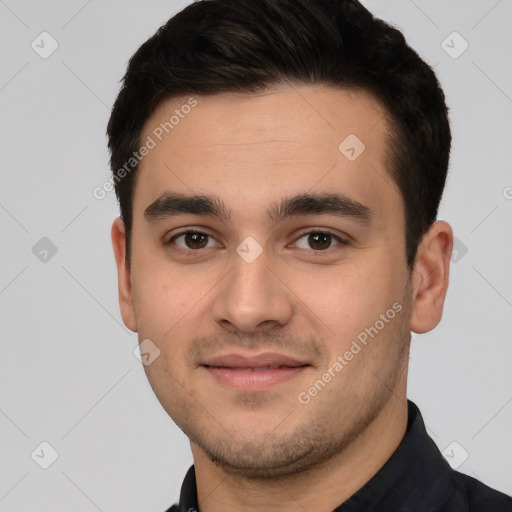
[107,0,451,269]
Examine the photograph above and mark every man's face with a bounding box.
[118,85,415,477]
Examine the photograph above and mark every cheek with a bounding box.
[133,254,194,314]
[133,275,170,324]
[130,260,215,357]
[133,273,192,390]
[131,265,194,354]
[296,255,405,346]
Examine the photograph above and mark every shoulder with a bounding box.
[449,470,512,511]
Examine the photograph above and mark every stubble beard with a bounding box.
[176,306,412,481]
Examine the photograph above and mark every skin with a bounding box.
[112,83,453,512]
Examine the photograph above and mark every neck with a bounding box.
[190,394,408,512]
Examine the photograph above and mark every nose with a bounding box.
[210,244,295,334]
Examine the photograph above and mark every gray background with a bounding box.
[0,0,511,510]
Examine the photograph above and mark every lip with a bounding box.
[202,352,308,368]
[201,352,311,391]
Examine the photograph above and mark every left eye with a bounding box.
[292,232,344,251]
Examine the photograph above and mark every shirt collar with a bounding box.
[173,400,456,512]
[334,399,455,511]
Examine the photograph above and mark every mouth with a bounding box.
[201,353,312,391]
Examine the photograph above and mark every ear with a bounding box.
[410,220,453,334]
[111,217,138,332]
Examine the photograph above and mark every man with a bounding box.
[107,0,512,510]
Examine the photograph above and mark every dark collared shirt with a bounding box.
[165,400,512,511]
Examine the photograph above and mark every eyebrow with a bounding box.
[144,191,372,226]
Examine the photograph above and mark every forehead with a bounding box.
[134,84,402,227]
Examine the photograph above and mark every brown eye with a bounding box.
[293,231,345,251]
[183,232,209,249]
[308,233,332,250]
[169,231,217,251]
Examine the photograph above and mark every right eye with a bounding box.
[166,229,220,254]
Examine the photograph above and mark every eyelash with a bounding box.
[165,228,348,256]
